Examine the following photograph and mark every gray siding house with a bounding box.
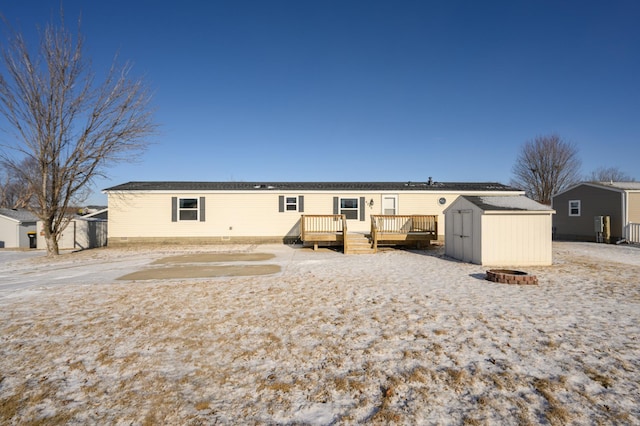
[552,182,640,243]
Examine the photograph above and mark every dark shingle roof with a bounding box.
[104,181,521,192]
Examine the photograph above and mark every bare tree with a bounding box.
[511,134,582,205]
[0,157,37,208]
[587,166,636,183]
[0,14,156,255]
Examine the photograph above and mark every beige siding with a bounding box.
[481,213,553,266]
[108,190,523,243]
[398,192,518,239]
[628,192,640,223]
[109,192,303,239]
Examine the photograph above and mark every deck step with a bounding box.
[344,234,375,254]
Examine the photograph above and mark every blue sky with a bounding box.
[1,1,639,205]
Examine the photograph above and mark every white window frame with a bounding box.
[285,196,298,211]
[340,197,359,220]
[179,197,199,221]
[569,200,581,217]
[382,195,398,215]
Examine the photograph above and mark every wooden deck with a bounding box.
[370,215,437,252]
[300,214,437,254]
[300,215,348,251]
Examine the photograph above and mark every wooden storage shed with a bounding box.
[444,195,555,266]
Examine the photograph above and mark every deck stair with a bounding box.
[344,233,375,254]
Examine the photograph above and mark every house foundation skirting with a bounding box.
[108,236,299,247]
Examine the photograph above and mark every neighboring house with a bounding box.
[552,182,640,243]
[85,205,108,215]
[0,208,38,249]
[444,196,555,266]
[103,181,524,246]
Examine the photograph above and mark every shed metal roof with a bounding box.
[462,196,554,212]
[104,181,521,192]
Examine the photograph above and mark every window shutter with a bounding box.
[199,197,206,222]
[298,196,304,213]
[359,197,366,221]
[171,197,177,222]
[279,196,285,212]
[333,197,339,214]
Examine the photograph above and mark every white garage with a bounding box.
[444,195,555,266]
[36,213,108,250]
[0,208,38,249]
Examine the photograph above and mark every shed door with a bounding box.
[452,209,473,262]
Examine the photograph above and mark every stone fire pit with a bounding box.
[486,269,538,285]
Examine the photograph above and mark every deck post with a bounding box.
[342,215,348,254]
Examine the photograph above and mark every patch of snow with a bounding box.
[0,242,639,424]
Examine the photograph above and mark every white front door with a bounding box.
[382,195,398,215]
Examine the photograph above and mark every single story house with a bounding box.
[103,181,524,246]
[552,182,640,243]
[444,195,555,266]
[0,208,38,249]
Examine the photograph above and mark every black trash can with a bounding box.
[27,231,37,249]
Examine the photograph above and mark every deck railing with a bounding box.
[626,222,640,244]
[301,214,347,235]
[371,215,438,234]
[300,215,348,251]
[370,215,438,251]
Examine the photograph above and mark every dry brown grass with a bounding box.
[1,243,639,424]
[533,377,572,426]
[584,366,614,389]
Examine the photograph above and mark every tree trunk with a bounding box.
[43,225,60,256]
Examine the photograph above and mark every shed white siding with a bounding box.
[36,218,108,250]
[444,196,554,266]
[481,212,553,266]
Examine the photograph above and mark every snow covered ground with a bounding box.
[1,242,639,425]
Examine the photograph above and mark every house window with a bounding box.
[340,198,359,220]
[279,195,304,213]
[179,198,198,220]
[569,200,581,217]
[285,197,298,211]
